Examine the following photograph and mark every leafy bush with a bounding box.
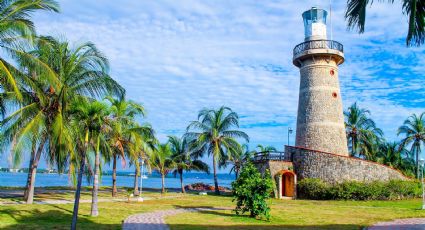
[232,162,273,220]
[297,178,421,200]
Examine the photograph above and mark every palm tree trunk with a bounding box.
[161,173,165,194]
[112,155,117,197]
[235,168,239,180]
[25,137,47,204]
[133,165,140,196]
[179,170,185,193]
[351,136,355,157]
[416,143,420,178]
[90,137,100,217]
[24,142,37,201]
[213,157,219,195]
[71,138,88,230]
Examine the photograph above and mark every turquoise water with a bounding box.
[0,172,234,189]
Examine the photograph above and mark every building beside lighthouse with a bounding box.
[254,7,408,199]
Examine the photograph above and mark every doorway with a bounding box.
[281,172,295,197]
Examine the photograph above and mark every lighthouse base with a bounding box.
[284,146,409,184]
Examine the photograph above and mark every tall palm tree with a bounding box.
[68,98,110,226]
[398,112,425,178]
[148,143,175,193]
[168,135,209,193]
[186,106,249,194]
[228,143,253,179]
[105,96,146,197]
[131,136,156,196]
[344,102,383,158]
[345,0,425,46]
[0,0,59,99]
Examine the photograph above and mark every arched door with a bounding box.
[281,172,295,197]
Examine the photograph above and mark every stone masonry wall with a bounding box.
[295,56,349,156]
[285,146,409,183]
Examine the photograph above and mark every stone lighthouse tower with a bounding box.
[293,7,349,156]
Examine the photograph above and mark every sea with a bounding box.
[0,172,235,189]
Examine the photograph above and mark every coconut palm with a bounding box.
[255,144,277,154]
[168,135,209,193]
[398,112,425,178]
[228,143,253,179]
[186,106,249,194]
[377,141,416,176]
[123,124,155,196]
[344,103,383,158]
[0,0,59,99]
[68,98,111,226]
[148,143,175,193]
[345,0,425,46]
[105,96,146,197]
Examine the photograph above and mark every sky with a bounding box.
[2,0,424,172]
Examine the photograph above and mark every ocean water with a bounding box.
[0,172,235,189]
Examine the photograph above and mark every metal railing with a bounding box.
[293,40,343,56]
[252,151,286,162]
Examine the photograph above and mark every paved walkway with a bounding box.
[122,207,231,230]
[368,218,425,230]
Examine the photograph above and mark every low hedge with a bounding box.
[297,178,422,200]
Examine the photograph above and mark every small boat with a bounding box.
[141,175,148,179]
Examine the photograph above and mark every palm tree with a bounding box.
[105,96,146,197]
[228,143,253,179]
[168,135,209,193]
[68,98,110,226]
[344,102,383,158]
[186,106,249,194]
[345,0,425,46]
[148,143,175,193]
[131,136,156,196]
[398,112,425,178]
[0,0,59,99]
[377,141,416,177]
[256,144,277,154]
[121,123,155,197]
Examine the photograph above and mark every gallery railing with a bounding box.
[293,40,343,56]
[252,151,286,161]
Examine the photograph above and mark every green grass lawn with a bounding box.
[1,190,425,229]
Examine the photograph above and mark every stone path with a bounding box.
[368,218,425,230]
[122,207,231,230]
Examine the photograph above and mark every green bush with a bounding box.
[232,162,273,220]
[297,178,421,200]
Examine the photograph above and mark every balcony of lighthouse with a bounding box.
[292,39,344,67]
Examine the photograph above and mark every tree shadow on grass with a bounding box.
[170,205,366,229]
[173,204,236,218]
[1,208,120,230]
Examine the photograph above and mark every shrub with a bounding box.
[297,178,421,200]
[232,162,273,220]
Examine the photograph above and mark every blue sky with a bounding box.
[2,0,424,171]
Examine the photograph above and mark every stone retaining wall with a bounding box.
[285,146,409,183]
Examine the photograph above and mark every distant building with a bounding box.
[255,7,408,199]
[9,168,20,173]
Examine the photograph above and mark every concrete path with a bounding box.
[368,218,425,230]
[122,207,231,230]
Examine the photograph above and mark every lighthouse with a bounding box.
[254,7,408,200]
[293,7,349,156]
